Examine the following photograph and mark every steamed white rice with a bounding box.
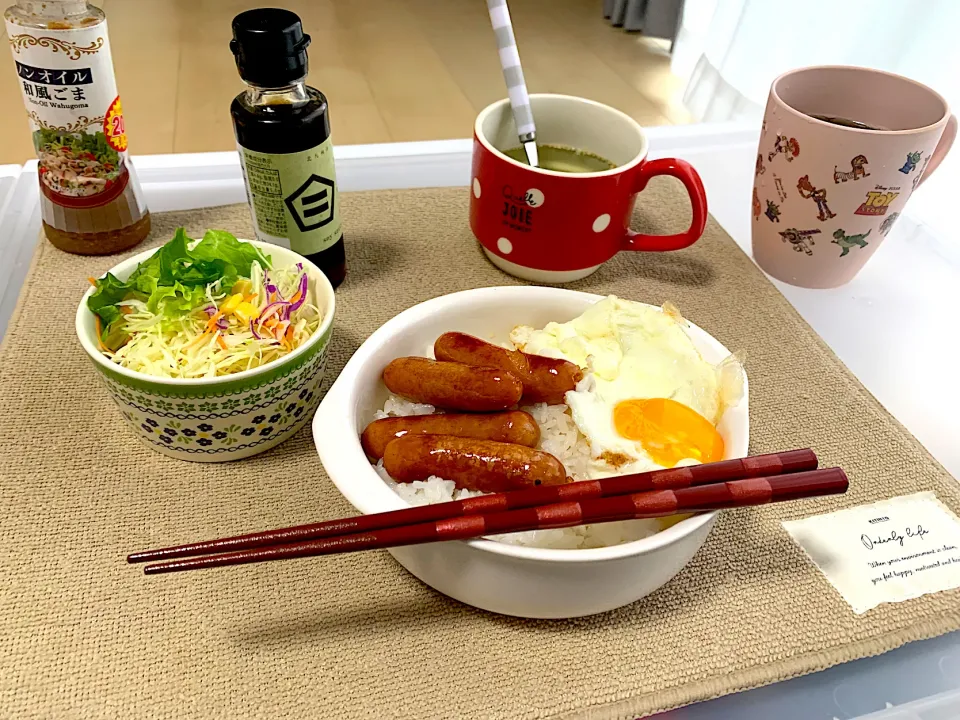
[372,395,669,549]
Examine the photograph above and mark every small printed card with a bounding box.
[783,492,960,614]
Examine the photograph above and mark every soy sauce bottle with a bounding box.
[230,9,345,287]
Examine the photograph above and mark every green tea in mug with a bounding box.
[502,144,616,173]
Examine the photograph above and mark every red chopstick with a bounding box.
[143,467,846,575]
[128,449,816,564]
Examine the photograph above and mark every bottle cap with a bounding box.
[230,9,311,87]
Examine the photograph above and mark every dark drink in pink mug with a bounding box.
[470,94,708,282]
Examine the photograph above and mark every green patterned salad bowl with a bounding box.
[76,239,335,462]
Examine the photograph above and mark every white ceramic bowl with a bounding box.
[77,240,335,462]
[312,287,748,618]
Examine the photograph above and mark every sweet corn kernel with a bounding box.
[230,279,253,296]
[234,302,258,323]
[221,294,244,313]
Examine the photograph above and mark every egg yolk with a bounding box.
[613,398,724,467]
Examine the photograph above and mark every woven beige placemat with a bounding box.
[2,182,959,720]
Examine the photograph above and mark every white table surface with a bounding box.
[2,124,959,719]
[0,164,21,227]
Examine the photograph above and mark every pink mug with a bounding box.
[752,66,956,288]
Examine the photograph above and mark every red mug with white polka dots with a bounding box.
[471,94,707,283]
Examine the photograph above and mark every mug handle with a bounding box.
[621,158,708,252]
[918,114,957,187]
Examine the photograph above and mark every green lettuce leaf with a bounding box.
[87,228,271,350]
[87,272,131,315]
[144,282,210,316]
[191,229,270,275]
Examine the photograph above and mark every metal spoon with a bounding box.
[487,0,538,167]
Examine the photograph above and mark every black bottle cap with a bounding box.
[230,8,311,87]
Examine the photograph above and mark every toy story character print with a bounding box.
[756,153,766,176]
[797,175,836,221]
[832,228,870,257]
[753,188,761,220]
[879,212,900,236]
[774,176,787,201]
[768,135,800,163]
[764,199,781,223]
[854,186,899,216]
[898,150,922,174]
[779,227,820,256]
[833,155,870,183]
[912,155,931,190]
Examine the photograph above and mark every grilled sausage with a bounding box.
[361,411,540,459]
[382,357,522,412]
[382,434,568,492]
[433,332,583,405]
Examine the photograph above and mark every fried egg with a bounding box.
[511,296,743,478]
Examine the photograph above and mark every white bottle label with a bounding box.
[5,18,143,216]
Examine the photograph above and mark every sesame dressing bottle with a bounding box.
[5,0,150,254]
